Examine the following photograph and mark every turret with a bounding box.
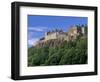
[45,32,47,36]
[81,27,85,35]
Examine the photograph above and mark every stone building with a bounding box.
[67,26,85,40]
[45,29,68,41]
[36,25,86,46]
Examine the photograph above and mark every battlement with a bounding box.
[46,29,64,35]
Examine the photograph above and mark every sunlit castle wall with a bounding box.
[68,26,78,36]
[45,32,57,41]
[44,26,86,41]
[67,26,78,40]
[45,31,69,41]
[57,32,68,41]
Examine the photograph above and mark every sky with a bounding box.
[28,15,88,48]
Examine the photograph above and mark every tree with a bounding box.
[28,31,87,66]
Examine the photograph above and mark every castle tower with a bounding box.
[81,27,85,35]
[45,32,47,36]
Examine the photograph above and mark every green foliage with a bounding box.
[28,36,87,66]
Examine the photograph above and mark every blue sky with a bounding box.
[28,15,88,47]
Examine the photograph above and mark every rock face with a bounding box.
[35,25,86,47]
[36,39,67,47]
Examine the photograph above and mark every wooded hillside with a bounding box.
[28,36,87,66]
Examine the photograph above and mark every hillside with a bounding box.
[28,36,87,66]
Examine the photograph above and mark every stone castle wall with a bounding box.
[45,32,57,41]
[36,26,86,46]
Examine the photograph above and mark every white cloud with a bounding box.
[28,26,47,32]
[28,38,39,47]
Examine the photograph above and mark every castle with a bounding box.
[35,25,86,46]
